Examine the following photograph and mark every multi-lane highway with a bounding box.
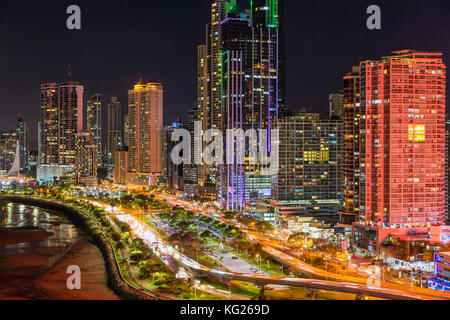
[152,193,450,300]
[90,199,448,300]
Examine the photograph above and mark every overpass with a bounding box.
[173,251,442,300]
[19,196,443,301]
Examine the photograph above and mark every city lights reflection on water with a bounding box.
[0,202,80,249]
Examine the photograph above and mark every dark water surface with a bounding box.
[0,202,94,299]
[0,201,81,249]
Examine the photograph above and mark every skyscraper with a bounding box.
[58,82,84,165]
[75,132,98,186]
[113,146,128,185]
[87,94,102,166]
[127,80,163,187]
[274,112,343,222]
[184,107,200,198]
[344,51,447,253]
[40,83,59,165]
[163,119,184,193]
[16,115,29,172]
[197,0,286,211]
[340,66,361,225]
[0,130,19,176]
[107,96,122,167]
[39,81,83,166]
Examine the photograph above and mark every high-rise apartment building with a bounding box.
[340,66,362,225]
[341,51,447,253]
[39,81,83,166]
[183,107,200,198]
[58,82,84,165]
[87,94,102,166]
[75,132,98,186]
[107,96,123,167]
[163,119,184,193]
[16,115,29,172]
[127,80,163,187]
[273,112,343,222]
[113,146,128,185]
[0,130,19,176]
[40,83,59,165]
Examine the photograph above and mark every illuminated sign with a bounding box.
[435,254,450,267]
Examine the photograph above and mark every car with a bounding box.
[232,256,238,260]
[222,251,228,254]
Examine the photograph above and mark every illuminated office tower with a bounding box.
[351,51,447,252]
[194,0,232,192]
[221,50,246,211]
[127,80,163,187]
[40,83,59,165]
[251,0,286,112]
[75,132,98,186]
[107,96,122,167]
[198,0,285,210]
[274,112,343,222]
[87,94,102,166]
[208,0,229,131]
[58,82,84,165]
[339,66,361,225]
[16,115,30,172]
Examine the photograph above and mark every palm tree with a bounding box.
[153,272,169,284]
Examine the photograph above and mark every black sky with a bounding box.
[1,0,450,149]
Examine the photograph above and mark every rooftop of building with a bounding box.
[131,78,163,91]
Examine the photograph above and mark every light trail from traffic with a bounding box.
[87,198,445,300]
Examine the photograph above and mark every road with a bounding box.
[153,193,450,300]
[247,231,450,300]
[86,199,446,300]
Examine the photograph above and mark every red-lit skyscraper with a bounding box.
[348,51,447,252]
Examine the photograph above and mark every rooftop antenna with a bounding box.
[68,64,72,81]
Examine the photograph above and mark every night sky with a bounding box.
[1,0,449,149]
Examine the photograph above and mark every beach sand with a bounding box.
[32,239,121,300]
[0,234,121,300]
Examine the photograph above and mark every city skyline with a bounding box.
[1,0,450,303]
[1,0,450,149]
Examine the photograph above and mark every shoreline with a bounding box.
[0,228,53,247]
[32,239,121,300]
[0,195,158,300]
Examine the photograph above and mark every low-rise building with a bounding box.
[428,252,450,292]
